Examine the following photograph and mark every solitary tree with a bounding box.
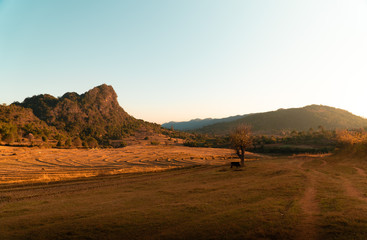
[229,124,253,166]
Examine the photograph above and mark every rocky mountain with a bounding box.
[193,105,367,135]
[11,84,162,144]
[16,84,133,140]
[3,85,366,147]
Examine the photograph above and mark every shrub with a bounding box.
[150,141,160,145]
[56,140,64,147]
[118,141,127,148]
[184,140,199,147]
[65,138,72,148]
[85,137,98,148]
[73,137,83,147]
[3,133,14,145]
[336,130,367,155]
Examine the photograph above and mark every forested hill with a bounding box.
[0,104,61,143]
[194,105,367,135]
[0,84,163,145]
[15,84,136,140]
[162,115,247,131]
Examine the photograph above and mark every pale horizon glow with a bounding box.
[1,0,367,124]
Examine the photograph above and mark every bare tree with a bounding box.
[229,124,253,166]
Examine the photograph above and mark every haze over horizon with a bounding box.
[1,0,367,124]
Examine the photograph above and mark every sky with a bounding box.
[0,0,367,124]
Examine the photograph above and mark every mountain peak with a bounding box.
[16,85,132,141]
[86,84,117,99]
[81,84,120,112]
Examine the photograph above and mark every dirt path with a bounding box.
[296,175,319,240]
[320,159,327,167]
[295,157,322,240]
[338,166,367,202]
[341,177,367,202]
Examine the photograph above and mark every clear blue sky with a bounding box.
[1,0,366,123]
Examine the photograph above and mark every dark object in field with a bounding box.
[231,162,241,168]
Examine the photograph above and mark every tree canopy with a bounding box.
[229,124,253,166]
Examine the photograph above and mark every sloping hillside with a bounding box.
[12,84,163,144]
[196,105,367,135]
[162,115,247,130]
[0,104,61,143]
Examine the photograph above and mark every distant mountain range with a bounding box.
[163,105,367,135]
[162,115,249,131]
[2,84,366,148]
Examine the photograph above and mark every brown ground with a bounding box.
[1,148,367,239]
[0,145,258,184]
[297,173,319,240]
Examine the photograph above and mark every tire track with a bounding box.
[341,176,367,202]
[296,157,321,240]
[0,165,214,205]
[296,175,319,240]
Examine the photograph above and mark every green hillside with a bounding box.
[196,105,367,135]
[16,84,137,141]
[0,104,61,144]
[162,115,246,131]
[5,84,164,146]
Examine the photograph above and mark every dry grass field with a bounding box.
[0,145,241,184]
[1,146,367,239]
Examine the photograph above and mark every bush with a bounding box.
[3,133,14,145]
[73,137,83,147]
[85,137,98,148]
[56,140,64,147]
[65,138,72,148]
[150,141,160,145]
[118,141,127,148]
[335,130,367,155]
[184,140,199,147]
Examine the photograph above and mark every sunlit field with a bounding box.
[0,145,245,184]
[1,148,367,239]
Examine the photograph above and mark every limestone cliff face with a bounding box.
[79,84,118,114]
[17,84,135,140]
